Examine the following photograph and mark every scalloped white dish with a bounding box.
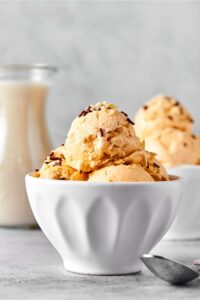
[165,165,200,240]
[25,174,182,275]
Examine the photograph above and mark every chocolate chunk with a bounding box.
[98,128,104,137]
[50,156,62,161]
[35,169,39,172]
[79,110,88,117]
[79,105,93,117]
[168,116,173,120]
[183,142,187,147]
[189,117,194,123]
[59,177,66,180]
[85,106,92,113]
[121,111,128,117]
[174,101,180,106]
[143,105,148,110]
[127,117,135,125]
[153,163,160,168]
[191,134,196,139]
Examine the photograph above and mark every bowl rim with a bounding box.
[25,173,182,186]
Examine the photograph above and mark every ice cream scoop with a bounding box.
[145,128,200,167]
[135,95,193,141]
[134,95,200,168]
[88,164,154,182]
[39,146,88,181]
[145,152,169,181]
[37,101,169,183]
[65,102,143,172]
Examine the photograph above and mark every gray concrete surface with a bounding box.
[0,228,200,300]
[0,1,200,148]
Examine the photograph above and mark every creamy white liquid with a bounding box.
[0,81,51,226]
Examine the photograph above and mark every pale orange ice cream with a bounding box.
[39,146,88,181]
[65,102,143,172]
[145,129,200,167]
[37,101,169,182]
[135,95,193,141]
[110,148,148,168]
[134,95,200,167]
[145,152,169,181]
[88,164,154,182]
[88,152,169,182]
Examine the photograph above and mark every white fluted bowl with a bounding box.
[165,165,200,240]
[25,175,182,275]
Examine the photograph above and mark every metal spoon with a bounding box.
[141,254,200,285]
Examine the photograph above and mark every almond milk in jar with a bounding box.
[0,65,57,227]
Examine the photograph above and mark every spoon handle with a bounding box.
[193,259,200,272]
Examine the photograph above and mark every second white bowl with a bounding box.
[25,175,182,275]
[165,165,200,240]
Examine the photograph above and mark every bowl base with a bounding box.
[63,260,142,275]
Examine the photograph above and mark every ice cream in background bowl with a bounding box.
[135,95,200,240]
[135,95,193,143]
[26,101,183,274]
[144,128,200,168]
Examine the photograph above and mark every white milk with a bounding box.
[0,81,52,227]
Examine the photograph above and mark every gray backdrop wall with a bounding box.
[1,1,200,146]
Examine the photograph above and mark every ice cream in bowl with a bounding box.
[25,102,182,274]
[135,95,200,240]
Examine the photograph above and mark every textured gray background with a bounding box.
[0,0,200,146]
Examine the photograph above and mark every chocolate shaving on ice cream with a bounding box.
[49,156,62,161]
[188,117,194,123]
[121,111,128,117]
[174,101,180,106]
[127,117,135,125]
[98,128,104,137]
[121,111,135,125]
[153,163,160,168]
[78,102,117,118]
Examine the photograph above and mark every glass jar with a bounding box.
[0,64,57,228]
